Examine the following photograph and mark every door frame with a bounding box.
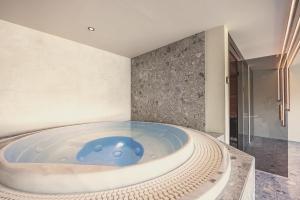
[228,34,249,148]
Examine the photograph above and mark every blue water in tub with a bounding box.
[76,136,144,166]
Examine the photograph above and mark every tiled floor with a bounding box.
[255,141,300,200]
[256,170,300,200]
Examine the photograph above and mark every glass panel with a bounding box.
[237,62,251,151]
[243,67,288,177]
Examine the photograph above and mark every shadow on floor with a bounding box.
[245,136,288,177]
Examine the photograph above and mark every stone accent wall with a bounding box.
[131,32,205,131]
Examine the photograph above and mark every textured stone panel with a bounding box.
[131,32,205,131]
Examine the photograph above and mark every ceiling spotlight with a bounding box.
[88,27,96,31]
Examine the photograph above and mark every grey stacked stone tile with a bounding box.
[131,32,205,131]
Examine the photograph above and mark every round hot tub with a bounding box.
[0,121,231,200]
[0,122,194,193]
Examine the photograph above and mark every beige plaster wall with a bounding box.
[0,20,131,137]
[205,26,229,144]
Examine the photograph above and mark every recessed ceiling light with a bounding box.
[88,27,96,31]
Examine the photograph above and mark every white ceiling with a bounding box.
[0,0,291,58]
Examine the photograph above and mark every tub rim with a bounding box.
[0,121,195,194]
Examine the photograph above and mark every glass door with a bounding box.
[228,34,253,151]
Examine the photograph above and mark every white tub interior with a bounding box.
[4,121,189,166]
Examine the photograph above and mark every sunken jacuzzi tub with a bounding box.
[0,121,231,200]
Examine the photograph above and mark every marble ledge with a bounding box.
[206,132,225,142]
[205,132,255,200]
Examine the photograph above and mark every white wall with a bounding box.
[0,20,131,137]
[205,26,229,144]
[289,59,300,142]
